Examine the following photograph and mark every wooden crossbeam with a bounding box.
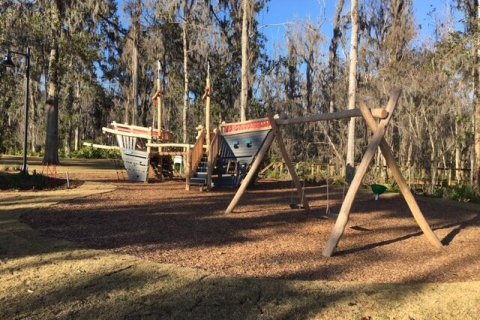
[322,89,400,257]
[82,142,120,150]
[152,152,188,156]
[102,127,151,140]
[276,108,388,125]
[146,143,193,148]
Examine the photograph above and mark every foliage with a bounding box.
[70,147,120,159]
[432,185,480,203]
[0,0,478,191]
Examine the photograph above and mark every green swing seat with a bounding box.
[370,184,387,200]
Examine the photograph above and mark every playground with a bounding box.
[1,165,480,319]
[20,178,480,283]
[2,89,480,318]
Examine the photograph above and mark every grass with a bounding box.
[0,169,479,319]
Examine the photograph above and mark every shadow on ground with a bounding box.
[16,180,480,284]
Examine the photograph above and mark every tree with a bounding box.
[328,0,345,114]
[182,0,194,142]
[240,0,250,121]
[43,0,62,165]
[345,0,359,180]
[455,0,480,188]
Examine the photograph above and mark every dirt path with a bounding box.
[1,180,480,319]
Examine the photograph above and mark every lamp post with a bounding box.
[1,47,31,175]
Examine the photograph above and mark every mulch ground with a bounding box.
[22,179,480,284]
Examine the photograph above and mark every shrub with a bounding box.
[431,185,480,203]
[70,147,120,159]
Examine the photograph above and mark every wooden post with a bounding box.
[358,100,442,249]
[323,89,401,257]
[157,61,163,136]
[205,62,212,190]
[225,131,275,214]
[268,114,310,210]
[185,147,191,190]
[146,127,152,183]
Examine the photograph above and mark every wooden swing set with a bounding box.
[224,88,443,257]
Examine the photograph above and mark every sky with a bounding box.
[117,0,460,56]
[257,0,457,55]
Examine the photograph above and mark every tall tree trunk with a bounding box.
[328,0,345,114]
[74,127,79,151]
[455,120,462,181]
[474,0,480,189]
[182,0,190,143]
[131,0,141,125]
[240,0,250,122]
[305,54,313,113]
[30,79,37,153]
[131,44,138,125]
[43,2,61,165]
[345,0,359,180]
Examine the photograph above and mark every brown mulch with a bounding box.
[22,179,480,284]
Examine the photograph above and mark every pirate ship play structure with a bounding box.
[101,62,272,190]
[101,62,442,257]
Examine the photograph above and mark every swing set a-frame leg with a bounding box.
[358,100,442,249]
[322,89,442,257]
[268,114,310,211]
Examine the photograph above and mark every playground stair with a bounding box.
[188,153,244,188]
[189,154,209,186]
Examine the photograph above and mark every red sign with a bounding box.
[222,119,271,134]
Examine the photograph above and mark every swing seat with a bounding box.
[371,184,387,200]
[289,203,304,209]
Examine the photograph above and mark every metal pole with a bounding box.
[22,47,30,175]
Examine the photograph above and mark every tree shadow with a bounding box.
[7,180,480,284]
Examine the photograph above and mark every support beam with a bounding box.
[225,131,275,214]
[268,115,310,210]
[358,100,442,249]
[103,127,151,140]
[185,148,191,191]
[146,143,194,148]
[276,108,388,125]
[82,142,120,150]
[323,90,400,257]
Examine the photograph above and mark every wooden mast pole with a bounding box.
[205,61,212,190]
[157,61,163,137]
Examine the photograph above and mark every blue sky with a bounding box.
[257,0,456,54]
[118,0,458,55]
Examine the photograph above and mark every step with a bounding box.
[189,177,207,186]
[195,172,208,178]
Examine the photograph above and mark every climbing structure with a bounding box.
[220,88,443,257]
[102,61,194,186]
[188,119,272,188]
